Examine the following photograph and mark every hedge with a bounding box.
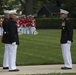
[36,18,76,29]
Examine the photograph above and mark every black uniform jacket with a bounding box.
[60,18,73,44]
[2,18,9,43]
[2,18,19,45]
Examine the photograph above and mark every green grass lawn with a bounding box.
[17,73,76,75]
[0,29,76,66]
[32,73,76,75]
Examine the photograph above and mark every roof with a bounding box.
[38,4,65,16]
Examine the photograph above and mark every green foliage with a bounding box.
[62,0,76,18]
[0,0,4,14]
[4,0,21,10]
[36,18,76,29]
[63,0,76,18]
[0,0,76,17]
[0,0,22,15]
[0,30,76,66]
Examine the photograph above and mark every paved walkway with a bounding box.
[0,64,76,75]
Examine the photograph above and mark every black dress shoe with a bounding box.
[61,67,72,70]
[9,69,19,72]
[3,67,9,69]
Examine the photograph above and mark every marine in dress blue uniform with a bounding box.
[60,9,73,70]
[2,10,10,70]
[2,10,19,72]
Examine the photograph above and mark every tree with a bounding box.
[25,0,33,15]
[1,0,76,17]
[2,0,63,15]
[4,0,21,10]
[19,0,53,15]
[0,0,4,15]
[19,0,34,15]
[58,0,76,17]
[65,0,76,17]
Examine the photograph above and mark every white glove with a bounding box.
[32,23,34,26]
[12,42,16,45]
[67,41,71,44]
[17,24,20,27]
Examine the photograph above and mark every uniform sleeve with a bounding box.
[2,20,8,31]
[66,20,73,42]
[8,20,16,43]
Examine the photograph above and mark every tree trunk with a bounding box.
[25,0,33,15]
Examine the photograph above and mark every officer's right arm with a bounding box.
[66,20,73,42]
[8,20,16,43]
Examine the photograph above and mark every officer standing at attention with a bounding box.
[2,10,10,69]
[60,9,73,70]
[2,10,19,72]
[8,10,19,72]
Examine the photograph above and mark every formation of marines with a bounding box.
[0,14,38,36]
[16,15,38,35]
